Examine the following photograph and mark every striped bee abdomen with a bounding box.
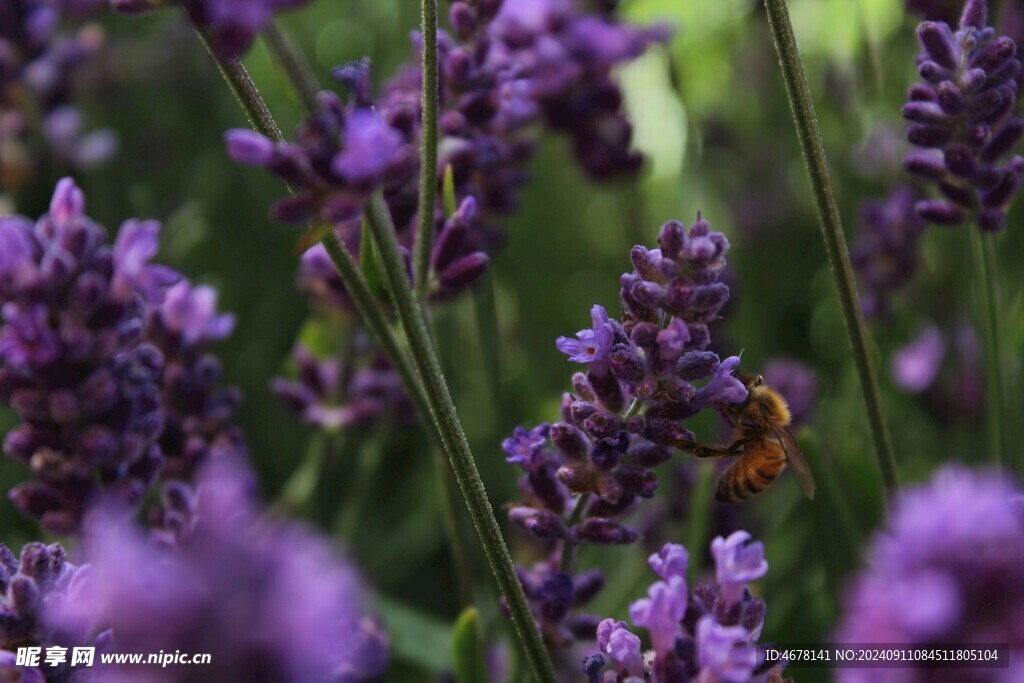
[715,440,786,503]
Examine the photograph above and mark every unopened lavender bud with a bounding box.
[583,412,624,439]
[902,100,947,124]
[529,468,568,512]
[224,129,275,166]
[557,462,595,495]
[450,2,478,39]
[960,0,987,30]
[981,119,1024,162]
[978,207,1006,231]
[609,346,646,382]
[588,369,625,413]
[918,60,948,83]
[591,432,629,470]
[573,569,606,605]
[438,252,489,291]
[626,442,672,467]
[630,246,664,281]
[509,506,566,539]
[918,22,960,69]
[572,373,596,402]
[936,81,965,114]
[615,464,659,497]
[577,518,639,545]
[944,143,977,176]
[908,124,953,147]
[982,170,1020,207]
[551,422,590,460]
[916,199,966,224]
[905,152,949,180]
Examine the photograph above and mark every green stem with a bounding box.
[192,25,476,606]
[336,436,384,538]
[970,229,1007,467]
[684,463,714,577]
[763,0,899,498]
[559,493,590,573]
[413,0,440,302]
[364,194,557,683]
[263,21,321,114]
[273,432,329,514]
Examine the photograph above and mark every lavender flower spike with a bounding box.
[903,0,1024,230]
[556,305,615,364]
[0,178,178,533]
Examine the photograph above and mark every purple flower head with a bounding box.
[50,457,389,682]
[693,356,748,410]
[891,325,946,393]
[649,542,689,581]
[0,179,174,533]
[332,108,405,186]
[557,304,615,364]
[696,615,758,683]
[629,575,687,657]
[762,358,819,427]
[903,0,1024,230]
[156,280,236,347]
[273,343,411,432]
[712,531,768,605]
[596,619,645,678]
[836,465,1024,681]
[503,423,551,469]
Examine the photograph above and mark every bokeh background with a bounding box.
[2,0,1022,681]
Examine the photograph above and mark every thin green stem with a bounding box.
[192,26,475,606]
[273,432,329,514]
[336,436,384,538]
[364,193,557,683]
[263,22,321,114]
[559,493,590,573]
[970,229,1007,467]
[413,0,440,302]
[763,0,899,498]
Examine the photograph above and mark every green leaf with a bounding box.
[452,607,489,683]
[375,596,453,673]
[443,163,458,218]
[360,215,391,303]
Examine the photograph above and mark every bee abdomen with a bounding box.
[715,448,785,503]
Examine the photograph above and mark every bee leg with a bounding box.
[681,437,752,459]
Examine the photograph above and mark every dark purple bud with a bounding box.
[972,37,1016,74]
[556,462,595,495]
[577,518,638,545]
[78,426,118,465]
[583,412,624,439]
[432,219,468,271]
[936,81,964,115]
[630,245,664,281]
[614,464,658,497]
[450,2,477,39]
[626,442,672,467]
[590,432,629,470]
[982,170,1020,207]
[944,144,977,177]
[9,575,39,615]
[657,220,684,257]
[572,569,605,605]
[609,346,645,382]
[629,322,660,349]
[528,467,568,512]
[918,22,959,70]
[271,195,319,223]
[551,423,590,460]
[677,350,720,381]
[224,129,274,166]
[438,253,489,290]
[331,57,373,106]
[905,152,949,180]
[48,389,79,422]
[569,614,602,640]
[938,181,975,207]
[588,369,625,413]
[582,653,605,681]
[916,199,966,225]
[508,506,566,539]
[917,60,948,83]
[969,86,1009,123]
[981,118,1024,162]
[643,417,694,447]
[972,165,1004,189]
[596,474,624,503]
[571,373,596,402]
[444,48,474,87]
[625,415,646,434]
[901,100,947,123]
[570,399,597,424]
[907,124,953,148]
[959,0,987,30]
[966,123,992,149]
[907,83,937,102]
[978,207,1006,231]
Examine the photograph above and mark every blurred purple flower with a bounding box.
[50,457,389,682]
[903,0,1024,231]
[891,325,946,392]
[762,357,819,426]
[0,178,176,534]
[836,465,1024,682]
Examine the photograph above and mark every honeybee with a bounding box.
[681,370,816,503]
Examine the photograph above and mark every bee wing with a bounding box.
[772,425,816,501]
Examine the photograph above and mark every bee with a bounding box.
[681,370,816,503]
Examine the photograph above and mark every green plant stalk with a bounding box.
[763,0,899,498]
[263,22,321,114]
[970,228,1007,467]
[364,193,557,683]
[192,24,475,605]
[413,0,441,302]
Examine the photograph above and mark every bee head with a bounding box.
[732,369,764,390]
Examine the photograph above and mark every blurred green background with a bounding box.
[2,0,1022,681]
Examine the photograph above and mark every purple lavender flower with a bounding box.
[586,535,786,682]
[509,559,606,651]
[556,305,615,365]
[0,1,114,189]
[0,178,178,534]
[836,465,1024,682]
[850,186,926,321]
[761,357,819,427]
[272,343,410,432]
[891,325,946,392]
[903,0,1024,231]
[50,456,389,682]
[147,279,247,481]
[1,543,79,673]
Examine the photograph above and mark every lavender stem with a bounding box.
[970,228,1008,467]
[364,193,558,683]
[262,22,321,114]
[413,0,440,302]
[763,0,899,498]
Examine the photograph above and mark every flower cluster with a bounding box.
[112,0,310,61]
[0,542,82,682]
[836,465,1024,681]
[850,186,927,322]
[903,0,1024,230]
[0,1,115,190]
[50,456,390,682]
[227,0,667,307]
[585,533,790,683]
[147,279,247,481]
[505,215,744,547]
[272,343,411,432]
[0,178,178,534]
